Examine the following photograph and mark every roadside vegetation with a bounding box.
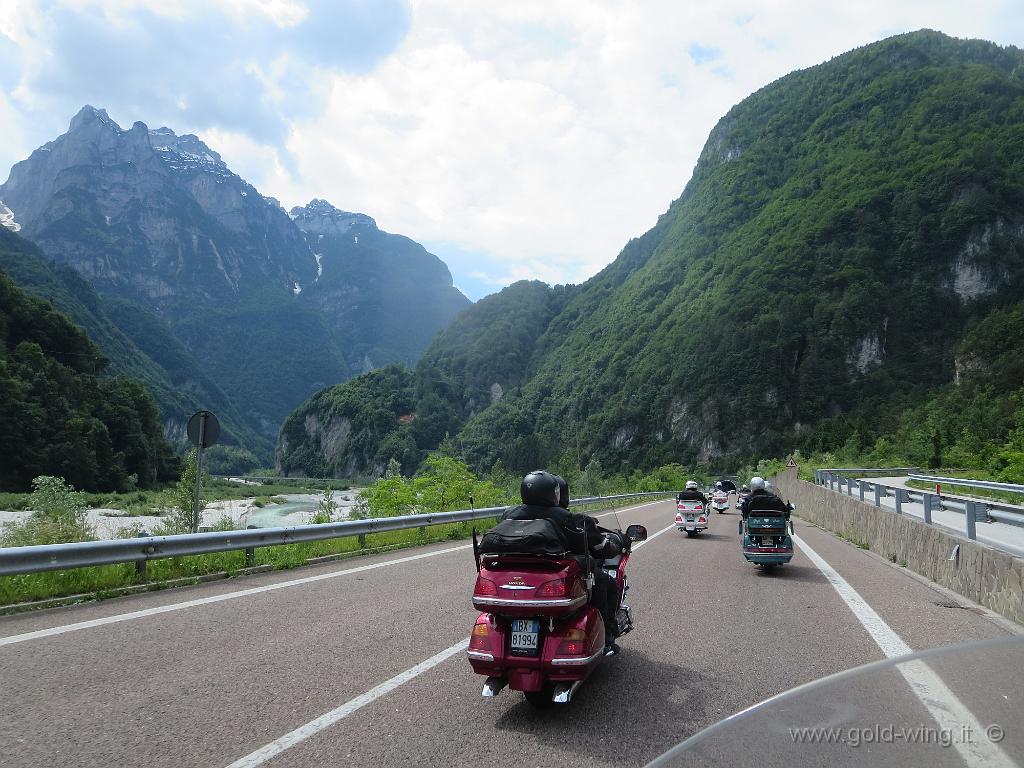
[0,451,739,608]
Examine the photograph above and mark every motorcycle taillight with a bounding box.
[469,622,490,652]
[474,576,498,596]
[556,628,587,656]
[536,578,568,598]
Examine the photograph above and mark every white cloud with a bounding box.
[2,0,1022,297]
[235,0,1022,292]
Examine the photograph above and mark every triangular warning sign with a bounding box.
[786,456,798,468]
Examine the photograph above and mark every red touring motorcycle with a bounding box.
[467,519,647,706]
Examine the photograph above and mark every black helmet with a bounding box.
[520,470,560,507]
[552,475,570,510]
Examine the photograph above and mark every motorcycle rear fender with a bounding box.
[467,607,605,687]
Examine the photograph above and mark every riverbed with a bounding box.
[0,491,360,540]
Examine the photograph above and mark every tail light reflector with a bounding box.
[557,628,587,655]
[536,578,568,598]
[469,622,490,652]
[474,576,498,596]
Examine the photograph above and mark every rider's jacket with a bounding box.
[676,489,708,505]
[740,489,790,519]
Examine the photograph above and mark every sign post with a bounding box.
[186,410,221,533]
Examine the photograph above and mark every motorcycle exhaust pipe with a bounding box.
[481,677,507,698]
[552,680,583,704]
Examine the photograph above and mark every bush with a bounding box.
[1,476,95,546]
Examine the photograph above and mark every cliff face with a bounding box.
[1,106,315,307]
[290,199,470,373]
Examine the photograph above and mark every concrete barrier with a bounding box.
[774,469,1024,627]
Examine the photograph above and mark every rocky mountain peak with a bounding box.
[289,198,377,236]
[148,126,227,170]
[68,105,116,132]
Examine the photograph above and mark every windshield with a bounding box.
[647,636,1023,767]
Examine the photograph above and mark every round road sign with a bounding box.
[187,410,221,449]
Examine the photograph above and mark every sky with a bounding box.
[1,1,1022,300]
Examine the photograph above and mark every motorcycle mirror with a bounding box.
[625,524,647,542]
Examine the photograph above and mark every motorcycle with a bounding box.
[739,506,794,570]
[711,490,730,513]
[675,499,708,537]
[468,522,648,706]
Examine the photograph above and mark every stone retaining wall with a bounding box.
[774,469,1023,626]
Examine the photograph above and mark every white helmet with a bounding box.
[685,480,698,490]
[715,481,723,488]
[751,476,766,491]
[765,481,775,493]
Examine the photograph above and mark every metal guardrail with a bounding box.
[814,470,1024,551]
[816,467,920,475]
[908,474,1024,495]
[0,492,672,577]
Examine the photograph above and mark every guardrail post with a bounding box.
[873,484,881,507]
[847,477,854,496]
[923,494,933,524]
[245,524,257,566]
[858,480,865,502]
[965,501,977,540]
[894,488,903,515]
[135,529,151,577]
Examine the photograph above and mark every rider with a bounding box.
[676,480,708,506]
[740,476,791,519]
[500,471,621,654]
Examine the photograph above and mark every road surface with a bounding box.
[0,498,1019,767]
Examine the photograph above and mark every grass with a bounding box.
[0,494,663,608]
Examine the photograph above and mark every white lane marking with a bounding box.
[794,533,1016,768]
[632,522,676,550]
[0,500,671,647]
[222,509,677,767]
[225,639,470,768]
[0,545,471,648]
[595,498,669,519]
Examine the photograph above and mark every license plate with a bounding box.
[762,537,773,547]
[510,619,539,656]
[686,526,695,532]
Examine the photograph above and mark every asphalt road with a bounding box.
[0,499,1020,768]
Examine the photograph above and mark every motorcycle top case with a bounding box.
[473,556,589,617]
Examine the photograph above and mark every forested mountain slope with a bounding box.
[0,227,267,455]
[278,30,1024,477]
[0,267,175,491]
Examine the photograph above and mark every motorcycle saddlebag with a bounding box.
[479,518,569,557]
